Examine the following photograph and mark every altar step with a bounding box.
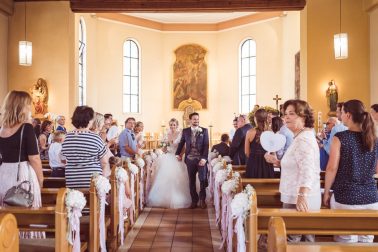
[119,207,223,252]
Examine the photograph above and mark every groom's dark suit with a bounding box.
[176,126,209,204]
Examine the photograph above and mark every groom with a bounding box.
[176,112,209,209]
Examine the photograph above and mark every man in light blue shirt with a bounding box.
[119,117,138,158]
[323,102,348,154]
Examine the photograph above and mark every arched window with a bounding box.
[240,39,256,114]
[123,39,140,113]
[78,17,86,106]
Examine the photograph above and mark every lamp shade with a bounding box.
[334,33,348,59]
[19,41,32,66]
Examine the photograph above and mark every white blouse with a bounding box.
[280,130,321,205]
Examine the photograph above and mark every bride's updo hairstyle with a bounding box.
[169,118,179,128]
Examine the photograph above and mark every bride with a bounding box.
[147,118,191,209]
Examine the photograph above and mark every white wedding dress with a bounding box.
[147,130,192,209]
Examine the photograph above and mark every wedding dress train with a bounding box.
[147,130,192,209]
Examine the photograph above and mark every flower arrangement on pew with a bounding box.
[214,163,232,225]
[125,158,139,225]
[93,173,111,252]
[231,184,254,252]
[220,171,241,251]
[135,155,146,211]
[115,166,132,245]
[66,189,86,252]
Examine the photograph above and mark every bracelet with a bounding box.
[297,192,307,197]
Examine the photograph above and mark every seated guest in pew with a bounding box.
[245,109,274,178]
[324,99,378,243]
[0,91,44,206]
[265,99,321,242]
[229,114,252,165]
[119,117,139,160]
[55,115,67,133]
[134,121,145,150]
[370,104,378,137]
[211,133,230,157]
[48,130,66,177]
[32,118,41,139]
[62,106,108,189]
[38,120,53,160]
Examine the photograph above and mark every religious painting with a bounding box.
[30,78,49,118]
[295,51,300,99]
[173,44,207,109]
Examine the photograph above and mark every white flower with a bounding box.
[215,169,228,184]
[126,159,139,175]
[66,189,87,215]
[115,166,128,183]
[231,192,250,218]
[212,161,223,173]
[93,173,111,195]
[197,127,203,133]
[135,156,145,169]
[155,149,163,156]
[144,154,153,164]
[150,152,157,160]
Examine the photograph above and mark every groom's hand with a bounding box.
[176,155,182,161]
[198,159,206,166]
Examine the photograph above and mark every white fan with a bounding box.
[260,131,286,153]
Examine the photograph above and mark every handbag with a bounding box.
[3,124,34,207]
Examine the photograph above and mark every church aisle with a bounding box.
[119,207,223,252]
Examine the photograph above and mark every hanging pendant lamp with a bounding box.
[19,1,32,66]
[334,0,348,59]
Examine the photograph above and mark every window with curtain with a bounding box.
[123,39,140,113]
[240,39,256,114]
[78,17,86,106]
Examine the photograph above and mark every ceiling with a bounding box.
[123,12,256,24]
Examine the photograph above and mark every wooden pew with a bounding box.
[241,178,325,192]
[247,189,378,252]
[268,216,378,252]
[0,188,88,252]
[0,213,19,252]
[43,177,66,188]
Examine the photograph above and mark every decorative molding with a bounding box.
[70,0,306,12]
[96,12,284,32]
[0,0,14,16]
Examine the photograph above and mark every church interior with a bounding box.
[0,0,378,251]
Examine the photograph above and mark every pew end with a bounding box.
[0,213,19,252]
[268,216,287,252]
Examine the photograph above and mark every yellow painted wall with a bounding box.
[304,0,370,119]
[369,7,378,104]
[7,1,73,120]
[0,12,8,101]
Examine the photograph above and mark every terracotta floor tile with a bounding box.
[171,240,192,248]
[152,241,173,247]
[170,247,192,252]
[174,231,192,237]
[150,248,171,252]
[128,247,151,252]
[193,246,213,252]
[173,236,192,242]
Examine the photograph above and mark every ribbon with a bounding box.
[214,181,221,225]
[234,215,246,252]
[118,182,126,245]
[139,166,144,211]
[220,193,228,249]
[145,160,152,201]
[67,208,82,252]
[129,173,135,225]
[99,192,107,252]
[227,195,234,252]
[208,163,214,202]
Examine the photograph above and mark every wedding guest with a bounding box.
[318,117,337,170]
[245,109,274,178]
[276,117,294,160]
[229,114,252,165]
[134,121,145,149]
[38,120,53,160]
[61,106,108,188]
[0,91,44,207]
[32,118,41,138]
[370,104,378,136]
[323,103,348,154]
[48,131,66,177]
[211,133,230,157]
[265,99,321,242]
[119,117,138,159]
[56,115,66,133]
[324,99,378,243]
[229,117,238,141]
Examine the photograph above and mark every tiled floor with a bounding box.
[119,207,223,252]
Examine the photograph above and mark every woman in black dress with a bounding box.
[244,108,274,178]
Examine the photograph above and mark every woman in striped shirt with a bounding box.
[62,106,107,188]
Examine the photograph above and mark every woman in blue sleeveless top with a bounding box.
[324,99,378,243]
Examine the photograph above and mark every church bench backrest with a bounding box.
[241,178,325,191]
[0,213,19,252]
[267,216,287,252]
[43,177,66,188]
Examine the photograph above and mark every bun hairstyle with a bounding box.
[283,99,315,128]
[343,100,376,152]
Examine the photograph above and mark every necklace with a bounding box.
[293,128,306,139]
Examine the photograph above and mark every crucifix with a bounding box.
[273,94,282,110]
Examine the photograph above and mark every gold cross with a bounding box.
[273,95,282,110]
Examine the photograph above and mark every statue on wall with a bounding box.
[326,80,338,116]
[173,44,207,109]
[30,78,48,118]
